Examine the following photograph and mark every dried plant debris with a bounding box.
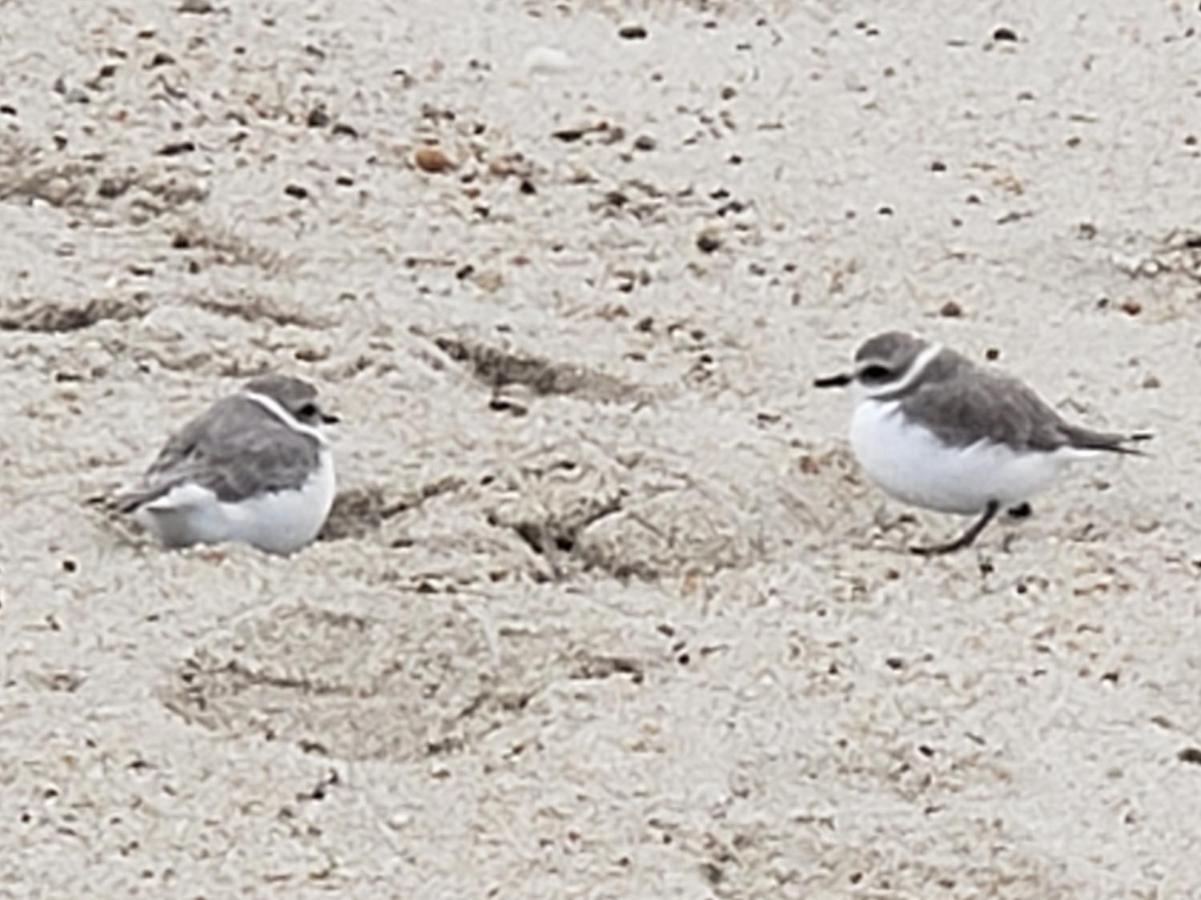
[488,491,625,578]
[0,133,206,216]
[170,220,287,271]
[319,478,465,541]
[1112,229,1201,285]
[188,292,328,328]
[0,294,149,333]
[434,334,636,403]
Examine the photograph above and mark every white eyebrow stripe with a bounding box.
[860,342,943,398]
[242,391,328,446]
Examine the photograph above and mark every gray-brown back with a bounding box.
[894,347,1134,454]
[118,394,321,510]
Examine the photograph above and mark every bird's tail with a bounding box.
[1066,426,1153,456]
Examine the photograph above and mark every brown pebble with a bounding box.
[1142,374,1161,389]
[1119,298,1142,316]
[993,26,1018,41]
[1179,747,1201,765]
[985,347,1000,360]
[414,145,455,173]
[633,134,656,151]
[939,300,963,318]
[618,24,648,40]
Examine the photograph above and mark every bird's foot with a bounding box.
[910,501,1001,556]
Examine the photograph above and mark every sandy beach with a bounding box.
[3,1,1201,896]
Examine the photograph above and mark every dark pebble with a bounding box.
[157,141,195,156]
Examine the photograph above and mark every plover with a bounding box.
[814,331,1149,555]
[116,375,338,555]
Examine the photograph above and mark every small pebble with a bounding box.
[993,26,1018,41]
[414,145,455,173]
[1119,298,1142,316]
[618,24,648,40]
[157,141,195,156]
[696,229,721,253]
[633,134,656,151]
[939,300,963,318]
[523,47,573,76]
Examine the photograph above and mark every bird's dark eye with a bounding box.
[858,364,891,382]
[297,402,318,419]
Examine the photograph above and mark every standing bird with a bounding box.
[814,331,1149,555]
[116,374,338,555]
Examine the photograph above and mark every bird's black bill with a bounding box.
[814,372,853,389]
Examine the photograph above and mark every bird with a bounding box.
[115,374,339,555]
[813,330,1150,555]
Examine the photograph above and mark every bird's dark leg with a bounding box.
[911,500,1000,556]
[1006,502,1032,519]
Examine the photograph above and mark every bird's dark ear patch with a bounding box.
[858,364,892,383]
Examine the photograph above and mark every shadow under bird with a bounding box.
[115,374,339,555]
[814,331,1151,555]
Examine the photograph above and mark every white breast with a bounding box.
[849,399,1076,515]
[135,449,336,555]
[222,448,336,554]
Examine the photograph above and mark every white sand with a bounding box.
[3,1,1199,896]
